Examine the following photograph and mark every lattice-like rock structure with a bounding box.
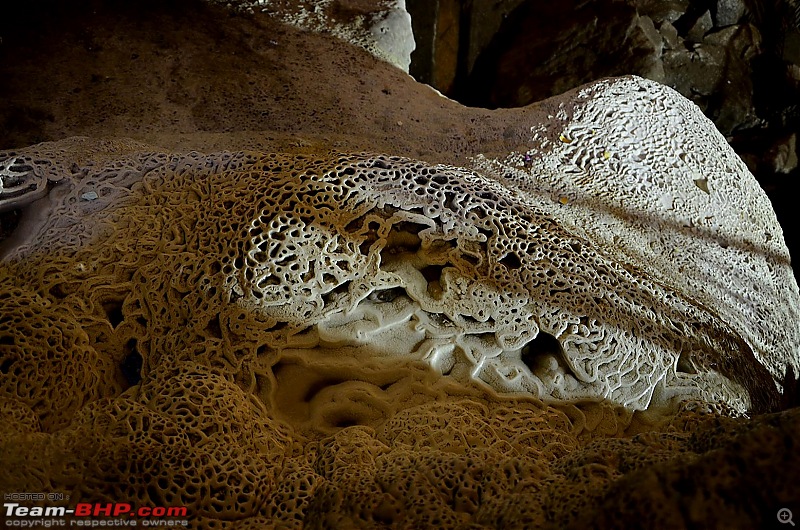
[475,76,800,396]
[1,76,798,528]
[1,91,796,415]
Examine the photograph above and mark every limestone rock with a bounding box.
[638,0,689,24]
[430,0,799,231]
[368,1,416,72]
[215,0,416,71]
[3,79,797,417]
[1,2,799,528]
[686,9,713,43]
[714,0,746,27]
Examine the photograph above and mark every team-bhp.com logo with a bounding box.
[4,499,190,527]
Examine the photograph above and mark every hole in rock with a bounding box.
[48,283,68,299]
[10,161,33,173]
[427,239,458,256]
[462,314,480,325]
[382,223,424,259]
[0,209,23,241]
[368,287,407,303]
[353,218,382,256]
[146,485,162,506]
[462,253,480,267]
[359,238,375,256]
[781,364,799,410]
[344,215,367,233]
[268,321,288,332]
[694,178,710,194]
[420,263,445,282]
[676,350,698,375]
[378,380,396,392]
[256,274,282,288]
[329,413,360,429]
[321,280,352,305]
[520,331,567,373]
[102,298,125,328]
[499,251,522,270]
[394,221,430,238]
[420,263,447,298]
[0,356,14,374]
[120,339,143,387]
[205,314,223,339]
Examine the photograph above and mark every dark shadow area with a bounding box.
[0,209,22,240]
[120,339,143,387]
[457,0,653,109]
[520,330,575,381]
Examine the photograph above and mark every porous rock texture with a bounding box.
[429,0,800,275]
[1,1,800,529]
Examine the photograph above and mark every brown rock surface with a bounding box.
[0,0,540,165]
[1,1,799,529]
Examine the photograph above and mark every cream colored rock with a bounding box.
[475,76,800,403]
[214,0,416,71]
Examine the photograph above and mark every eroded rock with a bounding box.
[216,0,416,71]
[1,1,799,527]
[3,80,797,420]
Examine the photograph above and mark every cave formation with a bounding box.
[1,1,799,529]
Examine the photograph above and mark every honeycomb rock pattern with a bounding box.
[1,76,799,527]
[1,111,793,414]
[475,76,800,389]
[5,389,797,529]
[0,287,119,431]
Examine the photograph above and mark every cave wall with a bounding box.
[2,1,800,529]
